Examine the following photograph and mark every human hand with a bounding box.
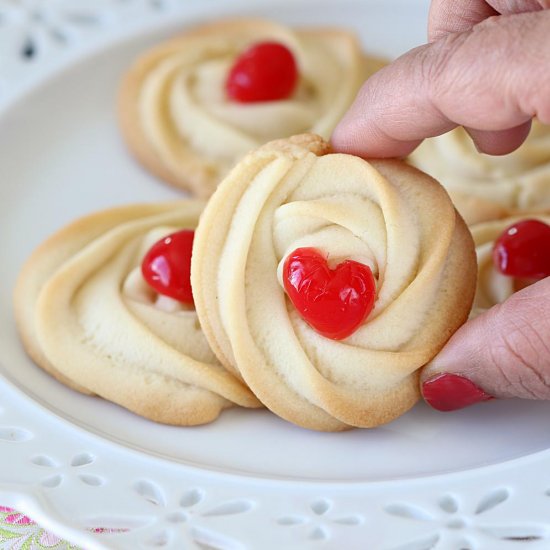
[332,0,550,158]
[332,0,550,411]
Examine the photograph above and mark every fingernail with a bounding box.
[422,373,494,412]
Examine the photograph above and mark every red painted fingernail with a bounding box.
[422,373,494,412]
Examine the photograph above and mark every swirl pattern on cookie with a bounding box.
[470,213,550,317]
[192,134,477,431]
[15,202,260,425]
[119,19,383,196]
[409,121,550,225]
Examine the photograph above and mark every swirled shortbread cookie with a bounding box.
[119,19,384,196]
[409,121,550,225]
[192,134,477,431]
[15,202,260,425]
[471,213,550,317]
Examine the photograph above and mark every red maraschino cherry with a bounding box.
[493,219,550,279]
[283,247,376,340]
[226,41,298,102]
[141,229,194,305]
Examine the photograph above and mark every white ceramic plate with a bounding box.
[2,1,550,548]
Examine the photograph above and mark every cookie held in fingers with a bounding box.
[192,134,477,431]
[409,121,550,225]
[14,201,260,426]
[118,18,385,197]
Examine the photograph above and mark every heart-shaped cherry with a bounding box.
[283,247,376,340]
[493,219,550,279]
[141,229,194,305]
[226,41,298,103]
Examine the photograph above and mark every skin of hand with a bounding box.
[331,0,550,411]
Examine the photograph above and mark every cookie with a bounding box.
[14,201,260,425]
[409,121,550,225]
[118,18,385,196]
[191,134,477,431]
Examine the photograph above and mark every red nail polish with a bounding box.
[422,373,494,412]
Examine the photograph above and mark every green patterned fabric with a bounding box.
[0,507,79,550]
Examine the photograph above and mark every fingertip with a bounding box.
[330,133,421,159]
[330,57,428,158]
[331,115,423,159]
[419,308,498,409]
[466,120,533,155]
[421,279,550,410]
[421,372,494,412]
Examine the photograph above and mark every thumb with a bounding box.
[421,277,550,411]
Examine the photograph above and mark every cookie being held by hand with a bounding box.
[192,134,477,431]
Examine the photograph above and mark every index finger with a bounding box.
[331,11,550,158]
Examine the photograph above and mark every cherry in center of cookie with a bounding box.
[226,41,298,102]
[493,219,550,279]
[141,229,195,305]
[283,247,376,340]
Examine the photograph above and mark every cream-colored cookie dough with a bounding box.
[119,19,384,196]
[470,213,550,317]
[192,134,477,431]
[409,121,550,225]
[15,202,260,425]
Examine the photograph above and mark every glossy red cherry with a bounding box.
[226,41,298,102]
[493,219,550,279]
[283,247,376,340]
[141,230,194,305]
